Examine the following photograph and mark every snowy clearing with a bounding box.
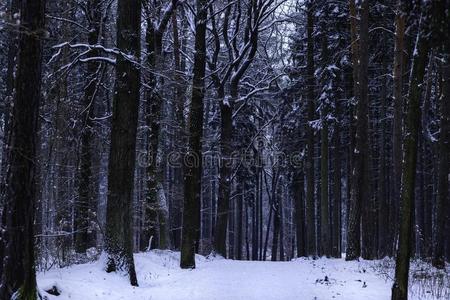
[37,251,449,300]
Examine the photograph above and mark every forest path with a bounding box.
[37,250,398,300]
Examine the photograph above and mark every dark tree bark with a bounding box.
[319,13,330,257]
[391,17,430,300]
[279,183,285,261]
[357,0,375,260]
[332,87,342,259]
[236,180,243,260]
[0,0,20,280]
[142,0,178,251]
[378,56,389,258]
[75,0,102,254]
[214,0,262,258]
[252,164,261,260]
[169,5,187,250]
[104,0,141,286]
[0,0,45,298]
[271,203,280,261]
[305,0,316,257]
[293,168,306,257]
[0,0,19,194]
[346,0,370,261]
[180,0,207,269]
[392,0,406,257]
[215,93,233,257]
[432,61,449,269]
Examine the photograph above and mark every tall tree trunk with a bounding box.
[417,52,434,258]
[0,0,45,298]
[358,0,374,260]
[392,0,406,257]
[346,0,358,258]
[305,0,316,257]
[432,60,449,269]
[0,0,19,196]
[170,6,186,250]
[346,0,370,261]
[0,0,20,280]
[320,16,330,257]
[320,99,330,258]
[214,93,233,257]
[378,57,389,258]
[332,88,342,258]
[142,21,162,250]
[104,0,141,286]
[180,0,207,269]
[75,0,102,254]
[391,18,430,300]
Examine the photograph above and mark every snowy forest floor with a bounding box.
[37,250,449,300]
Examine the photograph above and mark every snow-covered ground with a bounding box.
[37,250,448,300]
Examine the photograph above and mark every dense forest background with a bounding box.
[0,0,448,299]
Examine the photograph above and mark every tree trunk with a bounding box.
[0,0,45,298]
[170,6,186,250]
[141,20,162,250]
[392,0,406,257]
[432,61,449,269]
[279,184,285,261]
[347,0,370,261]
[180,0,207,269]
[357,0,374,260]
[75,0,102,254]
[237,180,243,260]
[391,19,430,300]
[319,16,331,257]
[0,0,20,280]
[294,168,306,257]
[104,0,141,286]
[378,57,389,258]
[332,88,342,259]
[214,95,233,257]
[305,0,316,257]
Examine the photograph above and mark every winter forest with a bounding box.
[0,0,449,299]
